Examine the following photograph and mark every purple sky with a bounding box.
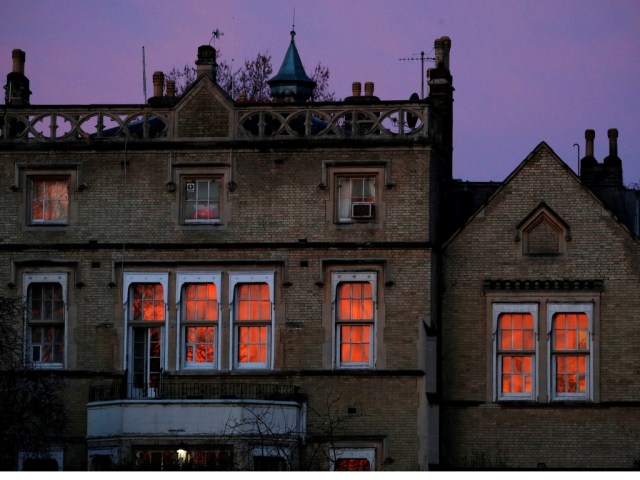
[2,0,639,184]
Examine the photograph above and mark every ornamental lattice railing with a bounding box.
[0,101,439,143]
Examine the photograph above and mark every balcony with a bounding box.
[89,381,304,402]
[87,381,306,441]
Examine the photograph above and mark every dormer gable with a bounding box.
[516,202,570,258]
[173,76,233,139]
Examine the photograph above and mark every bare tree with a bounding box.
[165,50,335,102]
[0,295,66,470]
[309,62,336,102]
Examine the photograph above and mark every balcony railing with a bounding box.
[1,101,437,143]
[89,381,304,403]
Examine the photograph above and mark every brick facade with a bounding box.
[441,144,640,469]
[0,45,444,470]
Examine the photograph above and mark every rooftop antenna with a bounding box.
[142,46,147,103]
[399,50,434,99]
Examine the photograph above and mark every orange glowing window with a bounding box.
[552,312,589,395]
[183,283,218,367]
[30,178,69,223]
[131,284,165,322]
[337,282,374,366]
[336,458,371,471]
[185,178,221,222]
[184,283,218,322]
[235,283,271,366]
[497,313,535,396]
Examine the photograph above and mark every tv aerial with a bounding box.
[399,51,434,98]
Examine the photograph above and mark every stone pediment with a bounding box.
[516,202,570,258]
[174,77,233,139]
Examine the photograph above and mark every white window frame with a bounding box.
[122,273,169,392]
[332,272,377,369]
[229,272,275,370]
[337,176,377,223]
[547,303,593,401]
[182,176,223,224]
[492,303,538,401]
[23,272,68,369]
[176,272,222,370]
[330,447,376,471]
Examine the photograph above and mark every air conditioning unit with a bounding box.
[351,202,375,219]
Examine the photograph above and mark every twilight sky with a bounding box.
[2,0,639,184]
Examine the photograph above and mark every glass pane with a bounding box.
[236,283,270,321]
[31,179,69,222]
[498,313,534,352]
[339,325,371,364]
[336,458,371,471]
[338,282,373,321]
[237,326,267,364]
[185,326,216,365]
[185,179,220,221]
[553,313,588,352]
[131,284,164,322]
[500,355,533,394]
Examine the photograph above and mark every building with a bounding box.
[0,33,451,470]
[441,133,640,469]
[3,28,640,471]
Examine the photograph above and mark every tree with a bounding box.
[309,62,336,102]
[166,50,335,102]
[0,295,66,470]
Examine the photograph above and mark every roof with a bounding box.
[269,30,314,83]
[267,30,316,102]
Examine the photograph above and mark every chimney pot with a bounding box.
[585,129,595,157]
[152,71,165,97]
[364,82,374,97]
[166,79,176,97]
[352,82,362,97]
[604,128,620,166]
[12,49,25,74]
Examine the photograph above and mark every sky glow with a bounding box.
[1,0,639,184]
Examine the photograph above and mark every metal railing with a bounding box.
[89,380,303,403]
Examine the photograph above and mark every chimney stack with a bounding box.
[427,36,454,176]
[152,71,165,98]
[580,128,622,187]
[4,48,31,105]
[352,82,362,97]
[196,45,217,82]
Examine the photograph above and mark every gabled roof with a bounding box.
[443,141,640,248]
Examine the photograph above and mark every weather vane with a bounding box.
[210,28,224,47]
[399,51,434,99]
